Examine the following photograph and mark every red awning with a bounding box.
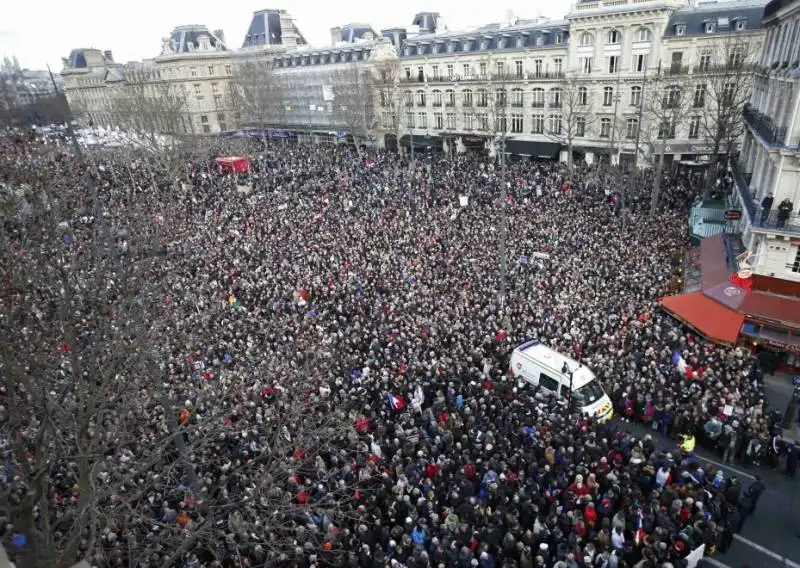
[661,291,744,344]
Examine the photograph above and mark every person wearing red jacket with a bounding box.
[584,502,598,528]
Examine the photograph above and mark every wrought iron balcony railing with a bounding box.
[731,159,800,233]
[742,104,788,146]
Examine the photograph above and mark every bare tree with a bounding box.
[551,74,597,177]
[108,65,194,181]
[371,60,406,151]
[0,137,359,568]
[642,68,695,214]
[231,59,284,129]
[696,37,759,196]
[332,63,377,154]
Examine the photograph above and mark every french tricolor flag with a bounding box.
[634,508,646,546]
[387,393,405,410]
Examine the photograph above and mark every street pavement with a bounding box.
[610,417,800,568]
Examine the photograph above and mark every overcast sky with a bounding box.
[2,0,575,71]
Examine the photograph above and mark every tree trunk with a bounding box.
[702,136,723,200]
[650,141,666,216]
[567,138,574,181]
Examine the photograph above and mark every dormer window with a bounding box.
[535,35,545,46]
[705,22,715,33]
[516,36,525,47]
[432,43,440,54]
[480,39,489,50]
[498,38,507,48]
[404,46,412,56]
[675,24,686,36]
[555,32,563,44]
[448,42,457,53]
[462,40,471,52]
[736,19,748,30]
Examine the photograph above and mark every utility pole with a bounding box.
[650,62,668,217]
[632,63,649,171]
[499,132,508,305]
[47,66,105,250]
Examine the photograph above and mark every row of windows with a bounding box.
[391,112,706,140]
[391,82,731,109]
[405,59,564,81]
[577,27,653,47]
[392,86,647,108]
[276,50,370,67]
[402,31,567,56]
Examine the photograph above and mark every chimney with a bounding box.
[103,50,114,63]
[214,29,226,44]
[330,26,342,45]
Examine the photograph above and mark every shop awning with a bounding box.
[504,140,560,159]
[661,291,744,344]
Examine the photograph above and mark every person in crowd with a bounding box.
[0,132,781,568]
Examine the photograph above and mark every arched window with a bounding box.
[432,89,442,106]
[445,89,456,106]
[630,85,642,106]
[404,90,413,106]
[532,88,545,107]
[549,88,562,107]
[607,29,621,44]
[477,89,489,107]
[462,89,473,106]
[415,89,426,105]
[511,88,524,106]
[580,32,594,47]
[496,88,507,106]
[578,86,588,105]
[576,116,586,137]
[636,27,652,42]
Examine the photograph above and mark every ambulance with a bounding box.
[509,339,614,422]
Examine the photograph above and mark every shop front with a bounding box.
[660,233,800,372]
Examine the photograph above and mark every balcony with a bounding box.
[743,104,788,147]
[730,159,756,221]
[693,63,756,74]
[664,65,689,76]
[549,101,562,109]
[729,160,800,233]
[445,101,456,107]
[532,101,546,108]
[527,71,565,80]
[432,102,442,107]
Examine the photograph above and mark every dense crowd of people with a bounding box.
[0,132,795,568]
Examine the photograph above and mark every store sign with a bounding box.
[736,250,755,279]
[655,142,729,154]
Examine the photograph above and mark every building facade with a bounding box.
[388,14,569,157]
[0,56,62,109]
[657,0,800,371]
[61,1,767,163]
[730,0,800,279]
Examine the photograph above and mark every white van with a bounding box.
[509,339,614,422]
